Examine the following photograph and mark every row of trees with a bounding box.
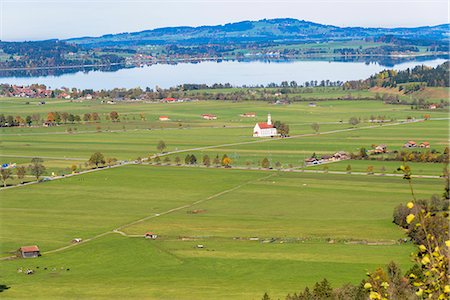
[0,111,120,127]
[358,147,449,164]
[151,154,232,168]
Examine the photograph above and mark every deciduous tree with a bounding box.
[0,169,12,187]
[157,140,166,152]
[88,152,105,168]
[29,157,46,180]
[16,166,26,183]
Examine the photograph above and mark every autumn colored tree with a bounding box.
[92,112,100,122]
[83,113,91,122]
[222,156,232,167]
[47,112,56,123]
[110,111,119,122]
[221,154,231,167]
[16,166,26,183]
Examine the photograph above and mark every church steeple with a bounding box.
[267,113,272,125]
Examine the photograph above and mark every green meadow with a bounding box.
[0,94,448,298]
[2,165,440,299]
[1,98,447,174]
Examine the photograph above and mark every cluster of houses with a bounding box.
[403,141,430,148]
[304,151,349,165]
[7,85,52,98]
[5,85,94,100]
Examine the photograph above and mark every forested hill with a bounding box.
[344,61,449,89]
[66,18,450,47]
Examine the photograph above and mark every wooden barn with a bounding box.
[18,245,40,258]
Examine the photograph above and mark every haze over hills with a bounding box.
[66,18,450,47]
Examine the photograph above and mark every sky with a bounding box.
[1,0,449,41]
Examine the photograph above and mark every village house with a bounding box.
[404,140,417,148]
[308,102,317,107]
[372,144,388,154]
[419,142,430,148]
[253,114,278,137]
[429,104,437,110]
[145,232,158,239]
[85,94,93,100]
[240,112,256,118]
[162,97,177,103]
[18,245,40,258]
[202,114,217,120]
[59,93,71,99]
[333,151,349,160]
[159,116,170,121]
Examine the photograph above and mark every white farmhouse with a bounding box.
[253,114,278,137]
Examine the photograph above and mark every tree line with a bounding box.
[0,111,120,127]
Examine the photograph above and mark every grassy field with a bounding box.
[0,95,447,298]
[1,165,440,299]
[1,98,447,175]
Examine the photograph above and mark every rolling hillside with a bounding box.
[66,18,450,47]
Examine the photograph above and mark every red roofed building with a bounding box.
[202,114,217,120]
[163,97,177,103]
[253,114,278,137]
[159,116,170,121]
[18,245,40,258]
[420,142,430,148]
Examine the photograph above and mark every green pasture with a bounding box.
[161,119,448,173]
[1,165,438,298]
[0,99,447,177]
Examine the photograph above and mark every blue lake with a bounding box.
[0,58,446,90]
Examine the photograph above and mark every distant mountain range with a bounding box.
[66,18,450,47]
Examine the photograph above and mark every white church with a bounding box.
[253,113,278,137]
